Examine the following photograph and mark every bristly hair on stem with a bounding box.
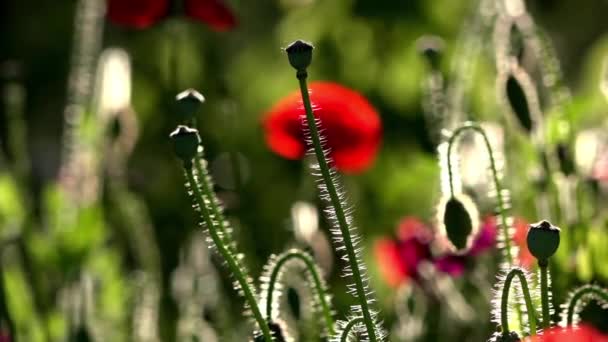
[490,266,539,338]
[171,126,273,341]
[259,249,335,337]
[332,317,365,342]
[439,122,517,266]
[559,284,608,328]
[284,39,385,341]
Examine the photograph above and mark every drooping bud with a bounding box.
[176,89,205,123]
[526,220,560,261]
[169,125,200,166]
[440,194,480,253]
[285,40,314,71]
[505,73,532,132]
[416,35,445,70]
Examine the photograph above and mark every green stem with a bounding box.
[265,250,334,335]
[500,268,538,335]
[564,285,608,326]
[296,71,377,342]
[340,318,364,342]
[192,154,237,255]
[183,167,272,341]
[539,260,551,329]
[447,122,514,265]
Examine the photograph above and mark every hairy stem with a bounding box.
[447,122,514,265]
[183,166,272,341]
[500,268,537,335]
[296,71,378,341]
[564,285,608,326]
[539,260,551,329]
[264,250,334,335]
[340,318,364,342]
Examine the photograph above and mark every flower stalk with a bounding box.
[171,126,272,341]
[261,249,335,335]
[562,285,608,326]
[499,268,537,335]
[446,122,514,264]
[286,40,380,341]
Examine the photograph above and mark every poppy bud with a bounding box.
[505,73,533,133]
[526,220,560,261]
[170,125,200,166]
[416,35,444,70]
[176,89,205,123]
[285,40,314,71]
[440,194,479,253]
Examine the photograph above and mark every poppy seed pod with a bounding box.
[169,125,200,165]
[176,89,205,123]
[526,220,560,261]
[285,40,314,71]
[440,194,479,253]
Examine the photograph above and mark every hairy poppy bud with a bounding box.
[526,220,560,261]
[176,89,205,123]
[170,125,200,166]
[285,40,314,71]
[440,194,479,253]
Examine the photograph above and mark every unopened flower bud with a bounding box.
[170,125,200,165]
[176,89,205,123]
[285,40,314,71]
[441,194,479,253]
[527,220,560,261]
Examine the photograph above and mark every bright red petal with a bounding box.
[184,0,237,32]
[106,0,169,29]
[262,81,381,173]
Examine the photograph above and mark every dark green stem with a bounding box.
[183,166,272,341]
[564,286,608,326]
[340,318,364,342]
[296,71,377,342]
[500,268,537,335]
[539,260,551,329]
[265,250,334,335]
[447,122,513,265]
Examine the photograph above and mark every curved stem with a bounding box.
[447,122,513,265]
[296,72,377,342]
[539,260,551,329]
[340,318,364,342]
[564,285,608,326]
[265,250,334,335]
[184,167,272,341]
[500,268,538,335]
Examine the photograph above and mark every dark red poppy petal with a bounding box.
[106,0,169,29]
[262,81,381,173]
[184,0,237,32]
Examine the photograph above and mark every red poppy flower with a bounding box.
[523,324,608,342]
[106,0,237,31]
[263,81,381,173]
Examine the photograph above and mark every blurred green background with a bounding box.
[1,0,608,341]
